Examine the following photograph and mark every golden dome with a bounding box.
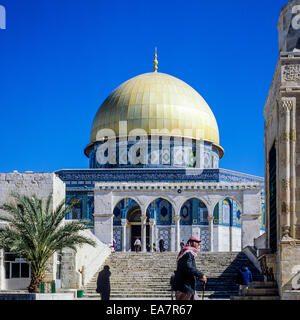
[86,72,223,158]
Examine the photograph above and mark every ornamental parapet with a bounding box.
[94,182,261,192]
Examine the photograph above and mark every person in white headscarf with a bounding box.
[174,236,207,300]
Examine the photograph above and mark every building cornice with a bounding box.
[94,181,261,192]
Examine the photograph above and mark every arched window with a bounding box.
[68,198,82,220]
[113,203,122,226]
[180,199,208,225]
[198,200,208,224]
[222,199,231,225]
[113,198,141,225]
[180,203,192,225]
[87,198,94,221]
[236,209,241,226]
[147,198,173,225]
[213,203,219,224]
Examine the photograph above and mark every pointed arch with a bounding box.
[213,197,242,227]
[179,198,208,225]
[113,197,141,225]
[146,197,173,225]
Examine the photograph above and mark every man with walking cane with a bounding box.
[173,236,207,300]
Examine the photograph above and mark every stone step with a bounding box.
[85,252,262,300]
[85,291,239,298]
[248,281,277,288]
[231,295,280,301]
[246,288,279,296]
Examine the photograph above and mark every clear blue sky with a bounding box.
[0,0,289,176]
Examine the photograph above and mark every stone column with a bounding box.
[279,97,294,238]
[121,219,127,252]
[141,216,147,252]
[290,98,297,239]
[208,216,214,252]
[155,226,159,249]
[174,215,181,252]
[170,225,176,252]
[149,218,155,252]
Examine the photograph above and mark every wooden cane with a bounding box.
[202,282,206,300]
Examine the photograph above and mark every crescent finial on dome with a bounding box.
[153,47,158,72]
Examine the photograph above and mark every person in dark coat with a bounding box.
[96,265,111,300]
[236,265,253,296]
[170,270,177,300]
[173,236,207,300]
[159,238,165,252]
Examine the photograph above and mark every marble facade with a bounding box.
[263,0,300,298]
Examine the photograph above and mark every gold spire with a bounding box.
[153,47,158,72]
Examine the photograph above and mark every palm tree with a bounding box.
[0,192,96,293]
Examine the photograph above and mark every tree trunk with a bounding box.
[28,272,42,293]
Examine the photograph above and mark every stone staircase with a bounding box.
[231,281,280,300]
[84,251,264,299]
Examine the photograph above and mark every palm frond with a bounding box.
[0,192,97,290]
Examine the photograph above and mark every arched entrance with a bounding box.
[113,198,142,251]
[127,208,150,252]
[127,207,141,251]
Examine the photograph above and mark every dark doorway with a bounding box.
[269,144,277,253]
[130,225,151,251]
[131,225,141,251]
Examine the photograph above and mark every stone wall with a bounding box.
[264,1,300,298]
[232,227,242,251]
[61,229,111,289]
[279,240,300,295]
[0,172,65,290]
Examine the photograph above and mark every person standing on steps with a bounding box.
[153,243,156,252]
[173,236,207,300]
[134,237,141,252]
[159,238,165,252]
[236,265,253,296]
[96,265,111,300]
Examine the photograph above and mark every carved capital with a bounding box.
[173,215,181,223]
[279,98,294,117]
[281,226,291,239]
[141,216,147,224]
[149,218,156,226]
[208,216,214,222]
